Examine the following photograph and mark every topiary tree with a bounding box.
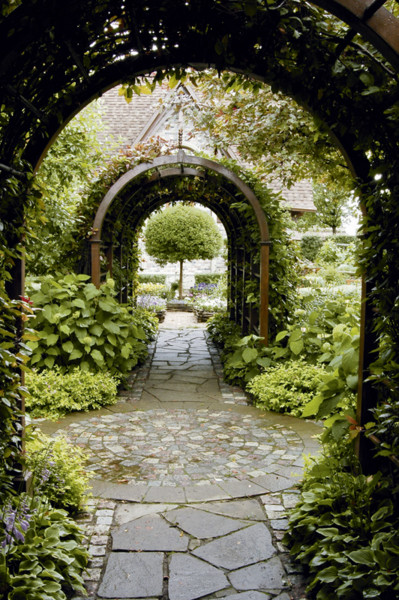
[144,204,223,299]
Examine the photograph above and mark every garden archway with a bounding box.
[90,151,271,343]
[1,1,399,471]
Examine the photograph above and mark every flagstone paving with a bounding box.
[39,311,318,600]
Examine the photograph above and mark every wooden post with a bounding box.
[90,239,101,288]
[259,242,270,346]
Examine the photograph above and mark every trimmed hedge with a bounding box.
[138,274,166,284]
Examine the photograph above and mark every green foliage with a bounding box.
[300,235,324,262]
[247,360,326,417]
[26,103,107,276]
[194,273,223,285]
[285,470,399,599]
[206,313,241,349]
[25,430,92,512]
[0,494,88,599]
[144,204,223,298]
[207,315,270,386]
[317,238,345,265]
[302,321,359,440]
[368,400,399,459]
[25,367,118,419]
[312,183,352,234]
[185,70,350,189]
[27,273,150,376]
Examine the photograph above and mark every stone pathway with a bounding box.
[38,312,320,600]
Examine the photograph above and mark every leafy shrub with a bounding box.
[133,306,159,341]
[285,470,399,599]
[194,273,223,285]
[247,360,325,417]
[27,273,151,376]
[25,366,118,418]
[0,285,33,493]
[316,237,344,264]
[0,493,88,599]
[25,430,91,512]
[222,334,272,386]
[300,235,324,261]
[302,321,359,440]
[138,274,166,284]
[206,313,241,348]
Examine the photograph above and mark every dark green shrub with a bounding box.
[335,235,357,245]
[26,430,92,512]
[27,273,152,376]
[25,367,118,418]
[138,274,166,284]
[247,360,325,417]
[0,493,88,598]
[206,313,241,348]
[300,235,324,261]
[194,273,223,285]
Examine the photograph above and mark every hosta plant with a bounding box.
[27,273,150,376]
[0,493,88,599]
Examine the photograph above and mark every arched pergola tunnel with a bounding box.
[1,0,399,472]
[89,151,271,343]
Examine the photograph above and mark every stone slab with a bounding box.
[114,503,178,526]
[164,507,249,538]
[220,593,271,600]
[192,523,276,570]
[144,485,186,503]
[90,480,147,502]
[251,474,296,493]
[97,552,163,598]
[191,499,266,521]
[184,484,231,503]
[216,479,268,498]
[228,556,286,591]
[112,514,189,551]
[169,554,229,600]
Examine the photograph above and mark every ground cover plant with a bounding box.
[247,360,325,417]
[25,430,92,513]
[25,367,119,419]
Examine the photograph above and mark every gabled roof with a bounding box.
[99,83,315,214]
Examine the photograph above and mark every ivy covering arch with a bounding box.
[90,151,272,342]
[1,0,399,474]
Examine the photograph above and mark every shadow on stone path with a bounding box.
[39,312,318,600]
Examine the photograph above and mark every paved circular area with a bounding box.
[58,407,304,485]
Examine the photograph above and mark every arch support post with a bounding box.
[90,239,101,288]
[259,242,270,346]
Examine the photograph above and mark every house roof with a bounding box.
[99,84,315,214]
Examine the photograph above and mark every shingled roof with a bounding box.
[98,84,315,215]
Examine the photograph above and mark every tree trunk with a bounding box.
[179,260,184,299]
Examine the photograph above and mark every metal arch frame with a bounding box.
[90,152,270,343]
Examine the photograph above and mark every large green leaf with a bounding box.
[103,321,120,334]
[242,347,258,363]
[46,333,59,346]
[62,341,74,354]
[289,338,304,355]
